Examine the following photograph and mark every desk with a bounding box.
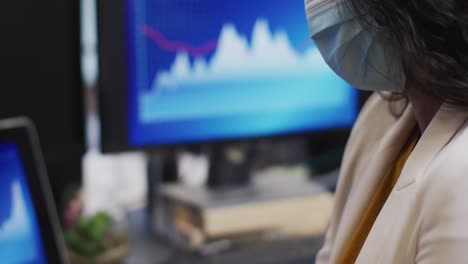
[124,210,324,264]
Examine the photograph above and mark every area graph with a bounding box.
[138,19,350,123]
[126,0,357,146]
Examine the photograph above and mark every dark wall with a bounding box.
[0,0,84,209]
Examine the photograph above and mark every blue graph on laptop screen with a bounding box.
[0,143,47,264]
[126,0,358,147]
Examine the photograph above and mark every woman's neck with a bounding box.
[405,89,442,133]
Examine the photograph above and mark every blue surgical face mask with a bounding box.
[305,0,405,92]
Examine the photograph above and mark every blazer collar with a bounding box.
[396,103,468,190]
[331,102,417,261]
[332,102,468,261]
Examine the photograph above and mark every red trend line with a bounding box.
[140,24,218,57]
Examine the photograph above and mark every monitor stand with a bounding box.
[148,143,254,188]
[206,143,253,188]
[146,143,254,225]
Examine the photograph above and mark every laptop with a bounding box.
[0,117,68,263]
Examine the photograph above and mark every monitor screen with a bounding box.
[0,143,48,264]
[106,0,359,149]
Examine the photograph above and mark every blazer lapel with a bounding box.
[331,103,417,261]
[357,103,468,263]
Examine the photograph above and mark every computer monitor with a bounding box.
[0,145,49,263]
[0,118,68,264]
[98,0,359,153]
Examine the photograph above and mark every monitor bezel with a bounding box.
[97,0,370,153]
[0,118,69,264]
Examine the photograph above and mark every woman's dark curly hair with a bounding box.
[347,0,468,108]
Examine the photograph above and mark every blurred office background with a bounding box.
[1,0,369,262]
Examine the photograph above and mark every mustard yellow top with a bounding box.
[339,129,420,263]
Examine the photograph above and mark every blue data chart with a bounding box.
[127,0,358,146]
[0,143,47,264]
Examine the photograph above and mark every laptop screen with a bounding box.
[0,142,48,263]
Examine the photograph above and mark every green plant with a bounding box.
[64,212,126,259]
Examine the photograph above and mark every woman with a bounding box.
[305,0,468,263]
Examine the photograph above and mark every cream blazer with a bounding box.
[316,93,468,263]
